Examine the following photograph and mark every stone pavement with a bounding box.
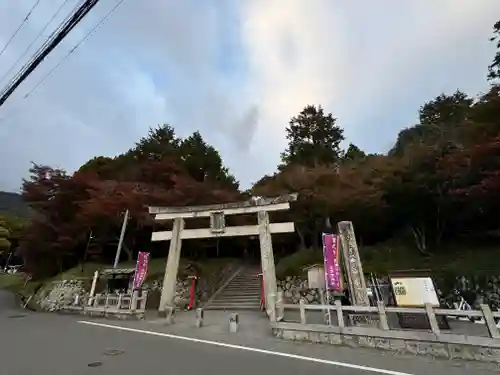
[1,290,499,375]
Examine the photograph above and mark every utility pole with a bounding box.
[81,229,93,273]
[113,209,129,268]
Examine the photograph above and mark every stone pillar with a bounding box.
[257,211,277,317]
[88,270,99,306]
[159,218,184,313]
[337,221,370,306]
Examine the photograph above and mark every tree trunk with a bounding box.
[296,226,306,249]
[411,225,429,255]
[122,244,133,262]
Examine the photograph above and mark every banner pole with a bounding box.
[321,233,333,325]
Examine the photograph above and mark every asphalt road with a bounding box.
[1,291,499,375]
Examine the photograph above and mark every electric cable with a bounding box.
[0,0,74,87]
[0,0,102,107]
[3,0,85,89]
[0,0,44,59]
[24,0,126,99]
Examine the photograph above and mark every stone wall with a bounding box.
[143,279,191,309]
[272,322,500,365]
[278,277,322,304]
[278,274,500,309]
[36,280,87,312]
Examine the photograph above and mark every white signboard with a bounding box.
[390,276,440,307]
[307,266,326,289]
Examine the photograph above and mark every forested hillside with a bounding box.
[0,191,33,218]
[4,20,500,279]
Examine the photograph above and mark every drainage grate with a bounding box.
[87,362,103,367]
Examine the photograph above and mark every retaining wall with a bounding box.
[271,322,500,364]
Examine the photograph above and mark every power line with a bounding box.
[25,0,127,99]
[0,0,102,108]
[8,0,87,86]
[1,0,89,95]
[0,0,75,87]
[0,0,44,60]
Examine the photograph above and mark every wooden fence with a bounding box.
[279,299,500,339]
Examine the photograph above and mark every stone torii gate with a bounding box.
[149,193,298,317]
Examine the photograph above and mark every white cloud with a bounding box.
[238,0,500,164]
[0,0,499,192]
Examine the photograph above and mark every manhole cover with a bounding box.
[103,349,124,356]
[8,314,27,319]
[88,362,103,368]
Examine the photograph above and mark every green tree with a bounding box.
[179,131,238,189]
[133,124,180,161]
[383,144,457,254]
[0,225,10,253]
[280,105,344,167]
[343,143,366,162]
[419,91,472,127]
[0,214,29,239]
[391,91,472,155]
[488,20,500,81]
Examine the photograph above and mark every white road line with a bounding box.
[78,320,412,375]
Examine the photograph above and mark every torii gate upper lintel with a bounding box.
[149,193,298,318]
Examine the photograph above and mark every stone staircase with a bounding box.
[204,267,262,310]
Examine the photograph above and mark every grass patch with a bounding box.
[0,273,42,301]
[0,274,25,292]
[276,248,323,279]
[50,257,238,283]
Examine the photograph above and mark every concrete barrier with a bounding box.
[229,312,239,333]
[195,308,204,328]
[271,321,500,364]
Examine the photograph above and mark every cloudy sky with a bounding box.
[0,0,499,192]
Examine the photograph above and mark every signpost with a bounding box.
[389,270,449,330]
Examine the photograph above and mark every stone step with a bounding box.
[214,294,260,302]
[204,268,263,310]
[205,304,261,310]
[220,291,261,296]
[224,284,261,290]
[216,290,261,296]
[209,296,260,301]
[227,282,261,286]
[215,296,261,302]
[221,292,260,296]
[219,290,261,295]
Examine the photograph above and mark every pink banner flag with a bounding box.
[322,234,342,291]
[133,252,150,290]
